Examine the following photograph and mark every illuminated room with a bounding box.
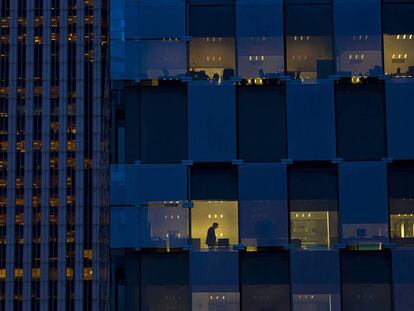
[383,2,414,77]
[188,3,236,81]
[285,2,334,80]
[191,200,238,249]
[236,0,285,80]
[144,201,189,249]
[289,166,339,248]
[190,164,238,249]
[333,0,383,77]
[389,164,414,245]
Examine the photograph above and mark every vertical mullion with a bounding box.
[74,0,85,308]
[22,0,35,309]
[40,0,52,308]
[92,0,105,309]
[57,0,69,309]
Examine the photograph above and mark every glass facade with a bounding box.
[110,0,414,310]
[2,0,109,309]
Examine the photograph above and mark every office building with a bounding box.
[0,0,109,310]
[110,0,414,310]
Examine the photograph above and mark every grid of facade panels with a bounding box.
[1,0,110,310]
[110,0,414,310]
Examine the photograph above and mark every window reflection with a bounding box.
[285,3,334,80]
[192,292,239,311]
[236,0,284,79]
[141,253,189,311]
[189,5,236,81]
[191,201,238,249]
[383,3,414,77]
[293,294,335,311]
[140,39,187,80]
[191,251,240,310]
[144,201,189,249]
[333,0,383,77]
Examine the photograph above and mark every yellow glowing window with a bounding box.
[191,200,238,249]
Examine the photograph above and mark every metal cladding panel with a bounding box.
[287,81,336,160]
[338,162,389,243]
[110,206,140,249]
[136,1,186,38]
[188,82,237,162]
[386,80,414,159]
[190,251,239,292]
[110,164,187,205]
[291,250,340,294]
[238,163,289,246]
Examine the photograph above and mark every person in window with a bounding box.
[206,223,219,248]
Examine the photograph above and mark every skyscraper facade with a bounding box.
[1,0,109,310]
[109,0,414,310]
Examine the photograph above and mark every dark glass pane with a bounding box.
[335,82,386,160]
[190,165,237,200]
[237,85,286,162]
[241,251,290,311]
[341,251,392,311]
[141,85,187,163]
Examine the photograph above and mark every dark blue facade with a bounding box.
[110,0,414,310]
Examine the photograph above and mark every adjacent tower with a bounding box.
[0,0,109,310]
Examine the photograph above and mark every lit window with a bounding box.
[189,3,236,81]
[389,164,414,245]
[289,165,339,248]
[383,2,414,77]
[191,200,238,249]
[236,0,284,79]
[333,0,383,77]
[285,1,334,80]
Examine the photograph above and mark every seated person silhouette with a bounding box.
[206,223,219,248]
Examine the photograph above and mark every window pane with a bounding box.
[392,249,414,310]
[333,0,383,76]
[383,2,414,77]
[236,0,284,79]
[142,202,189,249]
[241,251,290,311]
[140,40,187,80]
[141,253,189,310]
[285,2,334,80]
[389,164,414,245]
[189,5,236,80]
[112,253,141,310]
[341,251,392,311]
[335,81,386,161]
[141,85,187,163]
[238,164,288,248]
[136,0,186,38]
[110,206,140,249]
[291,250,341,311]
[191,201,238,249]
[385,79,414,158]
[190,165,237,201]
[237,84,286,162]
[286,81,336,160]
[339,163,389,244]
[190,250,239,310]
[289,165,339,248]
[188,82,237,162]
